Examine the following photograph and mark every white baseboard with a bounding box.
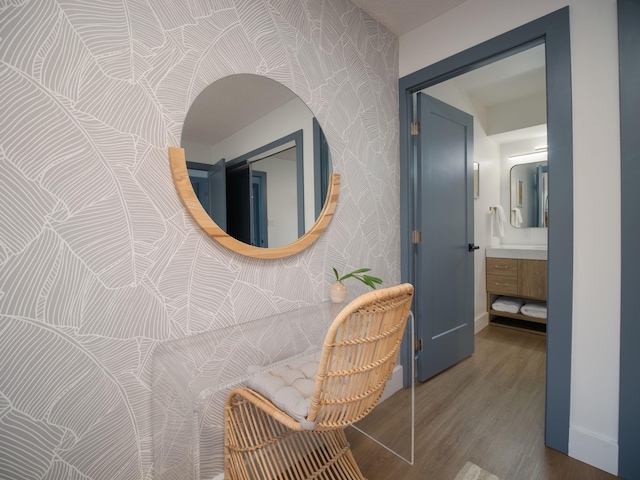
[379,364,403,403]
[569,425,618,475]
[474,312,489,334]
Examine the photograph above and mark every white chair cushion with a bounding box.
[246,352,321,425]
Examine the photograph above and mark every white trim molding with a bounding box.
[569,425,618,475]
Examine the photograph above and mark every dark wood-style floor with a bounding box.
[346,325,620,480]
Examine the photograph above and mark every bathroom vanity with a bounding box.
[485,245,547,332]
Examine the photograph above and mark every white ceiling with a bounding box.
[182,75,298,145]
[352,0,547,115]
[451,45,546,108]
[350,0,468,35]
[438,44,547,142]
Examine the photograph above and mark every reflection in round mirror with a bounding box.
[181,74,332,249]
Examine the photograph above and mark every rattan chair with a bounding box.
[224,283,414,479]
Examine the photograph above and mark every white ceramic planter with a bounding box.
[329,281,347,303]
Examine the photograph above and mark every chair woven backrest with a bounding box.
[306,283,414,429]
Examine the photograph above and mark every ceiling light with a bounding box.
[508,150,548,161]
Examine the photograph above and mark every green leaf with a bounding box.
[350,268,371,275]
[331,267,383,289]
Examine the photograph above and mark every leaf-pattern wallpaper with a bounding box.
[0,0,399,478]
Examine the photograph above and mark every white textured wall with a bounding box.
[256,155,298,247]
[0,1,399,478]
[400,0,621,474]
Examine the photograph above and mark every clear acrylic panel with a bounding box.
[152,300,414,479]
[350,311,414,465]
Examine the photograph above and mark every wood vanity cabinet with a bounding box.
[486,257,547,325]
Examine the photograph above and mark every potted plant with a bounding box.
[330,267,382,303]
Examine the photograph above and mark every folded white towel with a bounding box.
[521,302,547,319]
[492,206,506,238]
[512,208,523,228]
[492,296,524,314]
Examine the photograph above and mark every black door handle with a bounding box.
[468,243,480,252]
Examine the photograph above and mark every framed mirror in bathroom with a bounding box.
[510,161,548,228]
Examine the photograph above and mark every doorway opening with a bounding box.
[420,42,548,337]
[399,8,573,453]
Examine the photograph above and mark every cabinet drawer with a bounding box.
[487,274,519,295]
[486,258,518,277]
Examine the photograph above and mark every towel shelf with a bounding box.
[486,257,548,333]
[488,308,547,325]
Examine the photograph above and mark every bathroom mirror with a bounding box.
[510,161,548,228]
[171,74,339,259]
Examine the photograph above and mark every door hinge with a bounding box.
[412,230,422,244]
[411,122,420,136]
[415,337,423,352]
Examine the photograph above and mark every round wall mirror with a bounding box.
[170,74,339,259]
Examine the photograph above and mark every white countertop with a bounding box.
[486,244,547,260]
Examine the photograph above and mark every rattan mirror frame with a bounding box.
[169,147,339,259]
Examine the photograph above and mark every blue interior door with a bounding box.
[226,162,252,244]
[251,171,268,248]
[210,158,226,230]
[416,93,475,382]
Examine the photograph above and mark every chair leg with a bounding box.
[225,390,366,479]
